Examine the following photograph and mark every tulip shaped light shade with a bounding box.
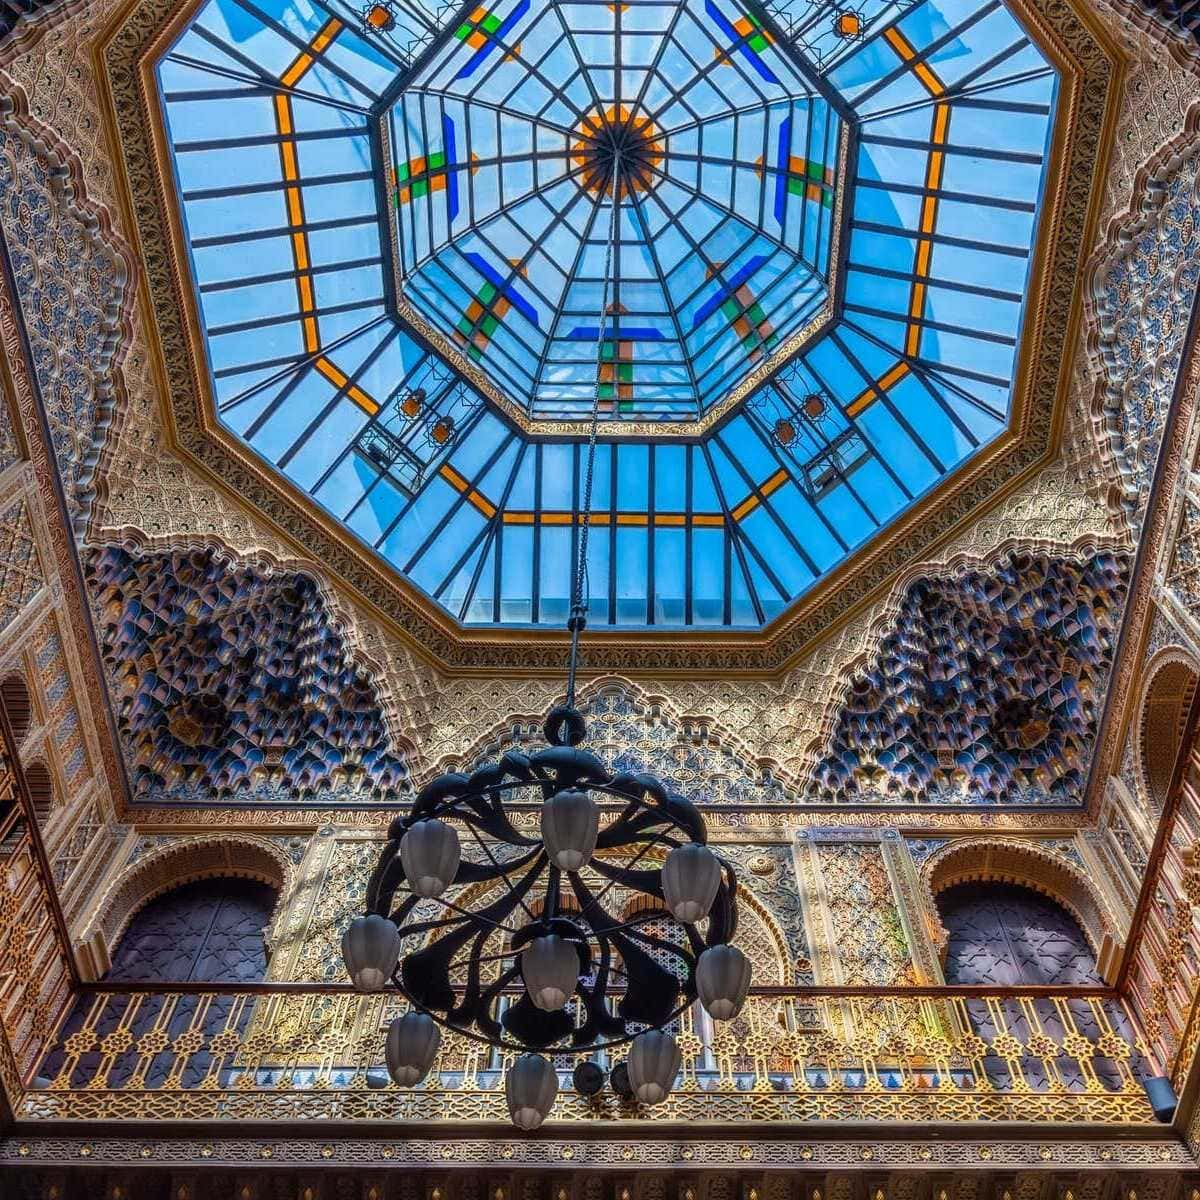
[541,788,600,871]
[627,1030,682,1104]
[341,914,402,993]
[400,818,461,898]
[522,934,580,1011]
[385,1012,441,1085]
[696,944,752,1020]
[505,1053,559,1130]
[661,843,721,923]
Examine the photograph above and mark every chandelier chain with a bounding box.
[566,154,623,709]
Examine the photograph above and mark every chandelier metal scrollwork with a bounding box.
[341,704,750,1127]
[341,150,749,1129]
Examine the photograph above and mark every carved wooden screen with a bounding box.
[106,877,275,983]
[938,881,1101,986]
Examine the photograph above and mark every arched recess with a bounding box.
[1136,651,1200,812]
[106,876,277,983]
[75,835,292,981]
[920,838,1119,981]
[23,761,53,824]
[937,881,1101,986]
[0,672,33,745]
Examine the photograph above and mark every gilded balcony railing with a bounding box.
[17,984,1156,1124]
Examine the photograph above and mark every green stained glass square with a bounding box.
[618,363,633,383]
[479,281,498,304]
[454,22,471,38]
[482,12,502,32]
[787,175,805,196]
[411,179,429,198]
[480,312,499,336]
[428,151,447,170]
[807,161,825,181]
[748,32,768,52]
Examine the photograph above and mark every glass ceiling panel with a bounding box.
[156,0,1057,630]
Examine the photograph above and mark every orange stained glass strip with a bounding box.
[437,468,791,528]
[849,30,948,415]
[272,18,383,413]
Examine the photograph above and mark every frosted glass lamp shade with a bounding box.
[522,934,579,1011]
[541,788,599,871]
[505,1053,558,1129]
[340,914,401,993]
[661,843,721,923]
[696,944,752,1020]
[400,818,460,898]
[627,1030,681,1105]
[385,1012,441,1085]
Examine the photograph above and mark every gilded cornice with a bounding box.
[92,0,1120,675]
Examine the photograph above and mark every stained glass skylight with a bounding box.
[155,0,1059,630]
[386,0,843,421]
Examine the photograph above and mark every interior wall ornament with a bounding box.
[83,542,412,804]
[75,833,293,980]
[806,548,1131,806]
[918,837,1119,968]
[1133,648,1200,809]
[0,91,132,536]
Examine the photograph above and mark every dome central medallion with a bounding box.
[382,0,846,430]
[571,106,664,199]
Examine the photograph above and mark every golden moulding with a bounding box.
[98,0,1119,674]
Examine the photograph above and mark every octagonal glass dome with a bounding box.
[385,0,843,421]
[154,0,1058,630]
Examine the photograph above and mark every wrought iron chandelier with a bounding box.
[341,148,748,1129]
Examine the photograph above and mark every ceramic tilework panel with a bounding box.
[1095,146,1200,524]
[818,843,917,987]
[0,494,41,632]
[0,120,126,532]
[82,545,410,803]
[809,551,1131,805]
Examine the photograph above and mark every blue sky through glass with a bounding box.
[156,0,1058,630]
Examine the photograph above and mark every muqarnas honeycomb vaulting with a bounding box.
[811,550,1131,806]
[84,545,409,802]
